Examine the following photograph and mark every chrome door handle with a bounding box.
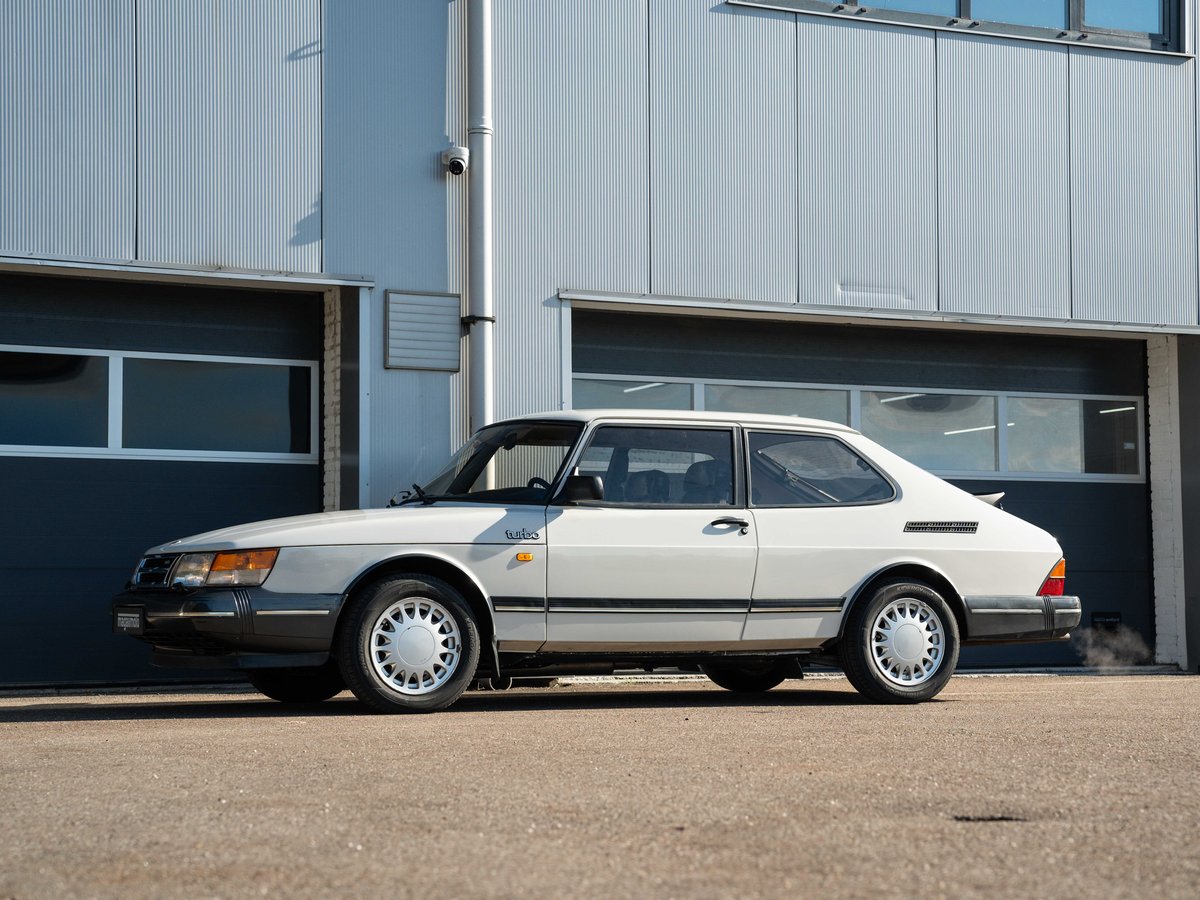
[710,517,750,535]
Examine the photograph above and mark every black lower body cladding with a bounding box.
[963,595,1082,644]
[111,587,342,660]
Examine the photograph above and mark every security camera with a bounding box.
[441,145,470,175]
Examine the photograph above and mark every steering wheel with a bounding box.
[527,477,552,491]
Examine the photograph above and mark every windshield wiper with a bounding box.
[393,483,444,506]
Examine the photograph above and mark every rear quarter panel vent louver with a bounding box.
[904,521,979,534]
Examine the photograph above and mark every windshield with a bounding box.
[415,421,583,505]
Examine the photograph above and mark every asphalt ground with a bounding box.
[1,674,1197,899]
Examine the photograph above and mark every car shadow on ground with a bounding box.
[0,684,928,724]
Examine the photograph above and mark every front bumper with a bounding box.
[963,595,1082,645]
[112,587,342,666]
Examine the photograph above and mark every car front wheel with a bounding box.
[699,658,791,693]
[838,579,960,703]
[337,575,480,713]
[246,660,345,704]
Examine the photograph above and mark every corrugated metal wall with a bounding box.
[649,0,796,303]
[0,0,136,260]
[137,0,321,271]
[1,0,319,272]
[796,18,939,313]
[937,36,1071,319]
[1069,49,1197,326]
[494,0,651,421]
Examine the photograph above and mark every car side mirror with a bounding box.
[560,474,604,504]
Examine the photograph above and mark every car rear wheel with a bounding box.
[699,659,791,693]
[246,660,345,704]
[337,575,480,713]
[838,579,959,703]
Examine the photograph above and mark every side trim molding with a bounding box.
[749,598,845,614]
[548,598,748,613]
[492,596,546,612]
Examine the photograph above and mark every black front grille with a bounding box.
[132,554,179,588]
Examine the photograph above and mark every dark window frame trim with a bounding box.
[728,0,1185,56]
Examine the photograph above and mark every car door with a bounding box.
[544,423,757,651]
[743,429,899,646]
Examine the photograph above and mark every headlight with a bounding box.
[171,553,216,588]
[169,549,278,588]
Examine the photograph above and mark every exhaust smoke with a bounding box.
[1071,624,1151,669]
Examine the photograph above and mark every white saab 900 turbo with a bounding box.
[113,410,1080,711]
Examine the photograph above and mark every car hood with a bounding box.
[147,503,548,553]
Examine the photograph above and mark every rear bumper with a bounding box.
[112,587,342,664]
[962,595,1081,645]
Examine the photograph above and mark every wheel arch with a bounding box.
[837,562,968,642]
[332,553,497,670]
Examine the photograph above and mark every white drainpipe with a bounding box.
[467,0,495,434]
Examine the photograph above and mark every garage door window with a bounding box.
[0,345,317,464]
[860,392,998,472]
[1008,397,1140,475]
[0,351,108,447]
[123,359,311,454]
[704,384,849,424]
[572,378,693,410]
[572,374,1143,482]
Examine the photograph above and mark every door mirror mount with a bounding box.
[560,474,604,504]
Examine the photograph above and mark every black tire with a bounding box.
[336,575,480,713]
[699,658,791,693]
[838,579,960,704]
[246,660,345,704]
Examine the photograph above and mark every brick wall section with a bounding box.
[322,290,341,512]
[1147,334,1185,666]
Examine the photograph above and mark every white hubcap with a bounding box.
[870,597,945,686]
[369,597,462,695]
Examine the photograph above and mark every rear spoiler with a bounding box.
[973,492,1005,508]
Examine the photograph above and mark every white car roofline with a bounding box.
[492,408,859,435]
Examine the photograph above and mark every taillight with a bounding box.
[1039,559,1066,596]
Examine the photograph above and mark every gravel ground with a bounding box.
[0,674,1197,899]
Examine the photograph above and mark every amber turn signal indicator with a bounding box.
[516,552,534,562]
[211,549,279,572]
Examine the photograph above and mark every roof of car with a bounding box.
[499,409,859,434]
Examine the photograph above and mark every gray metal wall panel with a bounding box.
[0,0,135,260]
[650,0,797,303]
[137,0,321,271]
[795,18,937,312]
[937,35,1071,319]
[494,0,650,422]
[1069,50,1197,325]
[324,0,462,504]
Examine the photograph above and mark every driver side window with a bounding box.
[577,425,736,506]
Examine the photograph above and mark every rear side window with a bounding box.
[748,432,894,506]
[578,426,735,506]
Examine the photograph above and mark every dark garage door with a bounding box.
[572,310,1151,668]
[0,274,323,685]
